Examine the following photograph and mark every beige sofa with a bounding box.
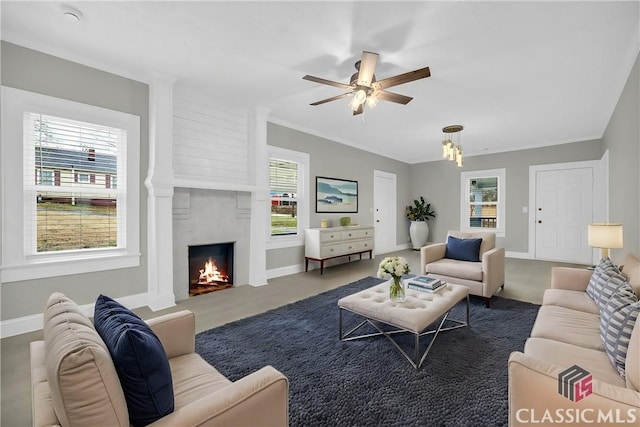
[508,254,640,426]
[30,292,289,427]
[421,231,505,307]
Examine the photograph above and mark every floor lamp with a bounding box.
[588,223,623,260]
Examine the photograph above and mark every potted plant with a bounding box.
[405,196,436,249]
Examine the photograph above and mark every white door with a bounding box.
[535,167,593,263]
[373,170,396,255]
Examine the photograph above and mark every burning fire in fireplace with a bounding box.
[188,242,234,297]
[198,258,229,284]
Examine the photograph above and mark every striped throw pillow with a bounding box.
[600,285,640,379]
[587,257,623,309]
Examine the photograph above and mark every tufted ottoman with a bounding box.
[338,280,469,369]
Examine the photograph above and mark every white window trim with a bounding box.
[266,145,309,250]
[1,86,140,282]
[460,168,506,237]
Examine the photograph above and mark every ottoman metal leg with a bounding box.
[339,295,470,370]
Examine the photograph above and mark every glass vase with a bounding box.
[389,276,406,302]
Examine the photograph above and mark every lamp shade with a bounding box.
[588,223,623,250]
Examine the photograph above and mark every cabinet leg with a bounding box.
[305,258,309,272]
[320,260,324,275]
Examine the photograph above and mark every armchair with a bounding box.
[420,230,505,307]
[30,293,289,427]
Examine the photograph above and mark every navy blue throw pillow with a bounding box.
[445,236,483,262]
[94,295,174,426]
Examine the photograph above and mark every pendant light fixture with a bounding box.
[441,125,464,167]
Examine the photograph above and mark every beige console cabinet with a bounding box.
[304,226,374,274]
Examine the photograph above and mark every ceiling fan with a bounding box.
[303,51,431,115]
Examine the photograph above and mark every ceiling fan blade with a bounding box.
[356,51,379,87]
[303,75,353,91]
[376,90,414,105]
[352,104,364,115]
[310,93,351,106]
[372,66,431,90]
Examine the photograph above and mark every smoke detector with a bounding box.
[61,5,83,22]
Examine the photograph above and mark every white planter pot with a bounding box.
[409,221,429,249]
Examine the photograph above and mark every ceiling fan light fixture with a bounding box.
[348,97,361,111]
[303,50,431,116]
[354,89,367,103]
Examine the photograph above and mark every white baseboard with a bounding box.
[376,243,412,256]
[146,293,177,312]
[266,263,305,279]
[505,251,532,259]
[0,292,152,338]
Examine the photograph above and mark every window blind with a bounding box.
[23,112,126,253]
[269,158,298,236]
[269,158,298,195]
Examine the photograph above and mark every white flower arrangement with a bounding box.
[377,256,410,280]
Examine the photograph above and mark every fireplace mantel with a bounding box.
[173,177,269,193]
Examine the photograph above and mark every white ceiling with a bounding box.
[2,1,639,164]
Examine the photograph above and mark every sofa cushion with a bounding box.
[524,337,626,387]
[586,258,626,310]
[43,292,129,427]
[425,258,484,282]
[620,252,640,297]
[445,236,482,262]
[600,286,640,379]
[169,353,231,410]
[94,294,174,426]
[530,305,603,351]
[542,289,599,314]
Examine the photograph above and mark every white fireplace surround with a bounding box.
[145,80,270,311]
[173,189,251,301]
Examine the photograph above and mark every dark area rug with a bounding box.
[195,277,540,427]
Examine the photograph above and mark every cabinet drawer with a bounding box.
[357,228,373,239]
[349,239,373,252]
[320,243,342,258]
[341,228,373,240]
[320,231,341,243]
[357,239,374,252]
[340,230,358,240]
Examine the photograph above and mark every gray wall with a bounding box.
[409,140,603,253]
[0,42,149,319]
[266,122,411,269]
[602,53,640,259]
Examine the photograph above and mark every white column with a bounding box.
[247,107,270,286]
[145,78,176,310]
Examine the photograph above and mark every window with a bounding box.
[26,113,121,253]
[267,146,309,248]
[270,158,298,236]
[37,170,54,186]
[1,86,140,282]
[460,168,506,237]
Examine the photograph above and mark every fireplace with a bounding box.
[188,242,234,296]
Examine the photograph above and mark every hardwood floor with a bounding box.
[0,249,586,426]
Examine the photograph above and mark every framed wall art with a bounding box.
[315,176,358,213]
